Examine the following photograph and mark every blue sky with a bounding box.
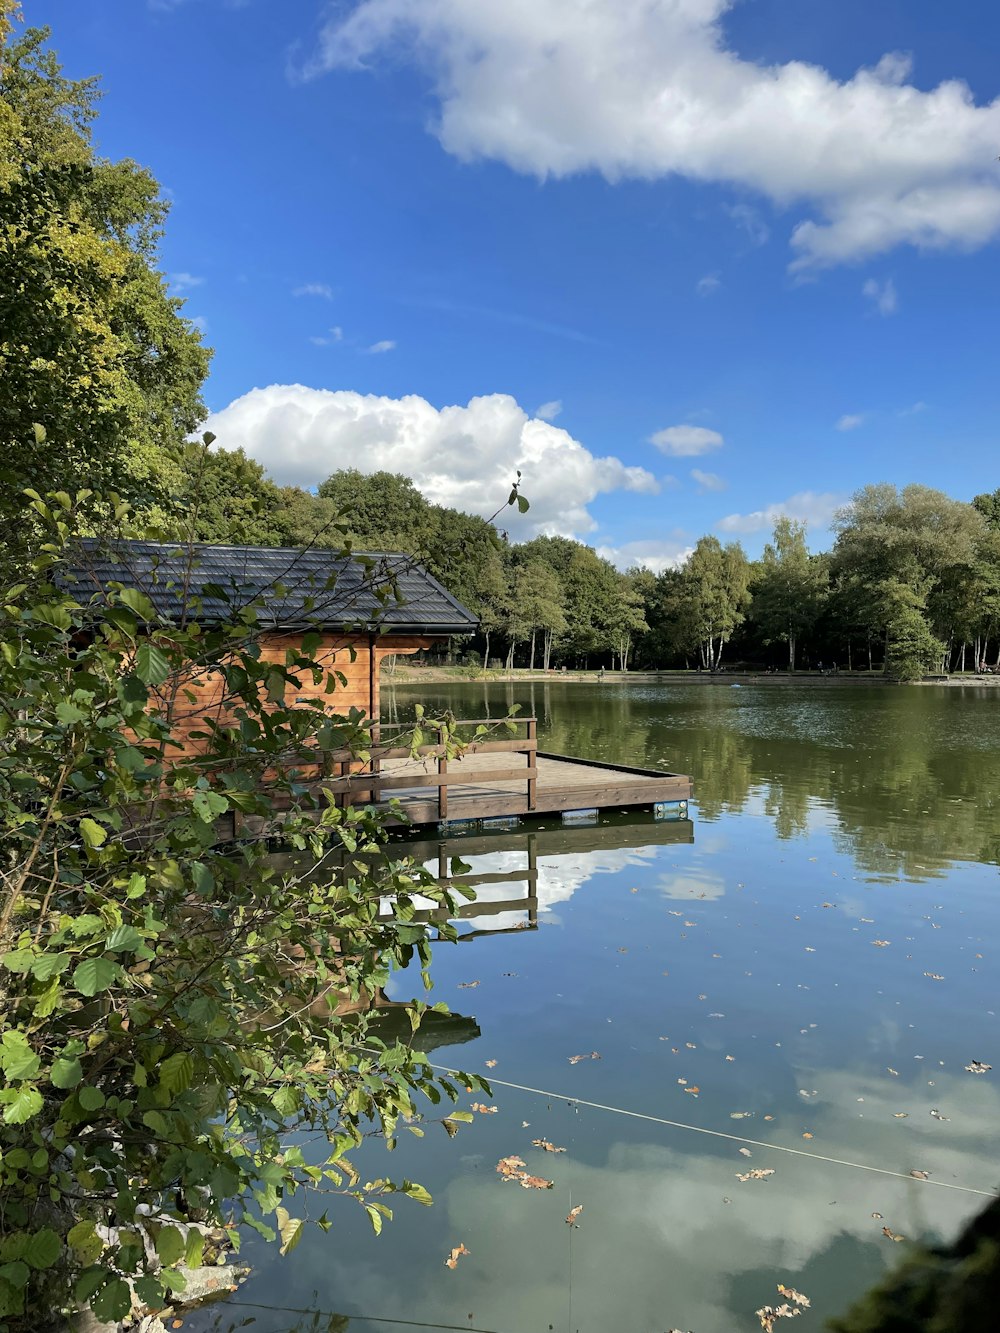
[32,0,1000,568]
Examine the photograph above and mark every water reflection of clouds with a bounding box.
[297,1067,996,1333]
[656,866,726,900]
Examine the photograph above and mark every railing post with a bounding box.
[438,723,448,821]
[527,717,537,810]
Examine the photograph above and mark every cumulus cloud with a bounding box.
[309,0,1000,269]
[203,385,658,539]
[536,399,562,420]
[863,276,898,315]
[649,425,723,457]
[366,339,396,353]
[292,283,334,299]
[596,538,693,574]
[717,490,846,537]
[691,468,726,492]
[169,271,204,292]
[309,326,344,347]
[836,413,865,431]
[696,273,721,296]
[189,314,209,334]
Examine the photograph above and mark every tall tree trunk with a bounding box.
[505,641,515,671]
[847,640,852,672]
[483,630,491,673]
[529,629,536,672]
[959,640,966,673]
[867,636,873,672]
[788,631,796,672]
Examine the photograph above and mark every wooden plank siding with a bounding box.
[165,632,432,761]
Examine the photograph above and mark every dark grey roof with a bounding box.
[63,539,478,636]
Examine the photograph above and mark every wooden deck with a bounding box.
[316,717,691,829]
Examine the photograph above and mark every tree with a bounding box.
[513,561,566,670]
[606,571,649,671]
[751,518,828,670]
[0,487,491,1329]
[673,537,752,669]
[0,8,210,559]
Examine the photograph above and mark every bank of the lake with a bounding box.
[391,663,1000,688]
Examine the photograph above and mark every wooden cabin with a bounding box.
[65,539,477,759]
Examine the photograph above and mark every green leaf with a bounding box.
[184,1229,205,1269]
[365,1204,383,1236]
[77,1086,105,1113]
[91,1277,132,1323]
[55,700,87,724]
[401,1180,433,1206]
[104,925,142,953]
[516,494,530,513]
[78,817,107,849]
[29,951,70,981]
[0,1035,40,1080]
[72,957,118,996]
[22,1229,60,1271]
[159,1051,194,1095]
[67,1222,103,1266]
[0,1261,29,1290]
[155,1226,185,1267]
[2,1088,42,1124]
[119,588,155,620]
[276,1207,305,1256]
[0,950,33,974]
[134,642,170,686]
[50,1057,83,1089]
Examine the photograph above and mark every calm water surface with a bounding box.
[197,682,999,1333]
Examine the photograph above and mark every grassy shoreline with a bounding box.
[388,665,1000,687]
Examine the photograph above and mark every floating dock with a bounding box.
[319,717,692,830]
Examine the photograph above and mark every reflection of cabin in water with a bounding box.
[67,540,692,826]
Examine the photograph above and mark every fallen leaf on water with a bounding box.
[684,1086,700,1096]
[802,1132,813,1140]
[893,1113,909,1119]
[532,1138,566,1153]
[929,1109,949,1120]
[965,1061,991,1074]
[458,980,480,989]
[909,1170,930,1180]
[684,921,696,927]
[860,917,874,923]
[822,902,835,908]
[725,1055,735,1062]
[618,947,628,953]
[172,1324,184,1331]
[923,973,945,981]
[485,1059,498,1068]
[798,1090,818,1099]
[777,1285,811,1309]
[566,1205,584,1225]
[736,1168,775,1182]
[445,1243,470,1269]
[887,1067,899,1076]
[804,947,816,952]
[568,1052,601,1064]
[731,1111,753,1120]
[872,940,890,947]
[882,1226,905,1242]
[872,1211,883,1219]
[471,1103,497,1114]
[686,1042,697,1049]
[739,1147,752,1157]
[668,910,683,917]
[496,1156,554,1190]
[757,1303,800,1332]
[764,1115,775,1121]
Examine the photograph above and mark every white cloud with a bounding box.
[309,1,1000,269]
[189,315,209,334]
[726,201,770,247]
[717,490,847,537]
[169,271,204,292]
[366,339,397,354]
[836,413,865,431]
[898,399,928,416]
[696,273,721,296]
[649,425,723,457]
[536,399,562,420]
[596,538,693,574]
[203,385,658,539]
[863,276,898,315]
[309,326,344,347]
[691,467,726,492]
[292,283,334,299]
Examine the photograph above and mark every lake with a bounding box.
[194,680,999,1333]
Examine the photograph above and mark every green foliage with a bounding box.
[0,493,489,1328]
[0,13,210,568]
[751,518,829,671]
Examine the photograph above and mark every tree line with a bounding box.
[173,451,1000,682]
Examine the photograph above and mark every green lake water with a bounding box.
[195,681,999,1333]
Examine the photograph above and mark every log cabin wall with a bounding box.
[166,632,432,761]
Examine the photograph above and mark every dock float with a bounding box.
[318,717,692,830]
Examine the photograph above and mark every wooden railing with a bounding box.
[316,717,538,822]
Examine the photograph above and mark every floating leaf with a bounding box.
[532,1139,566,1153]
[872,940,890,947]
[882,1226,905,1242]
[485,1059,498,1068]
[684,1086,700,1096]
[567,1052,601,1065]
[739,1148,752,1158]
[566,1205,583,1226]
[929,1109,949,1121]
[893,1113,908,1119]
[736,1168,775,1182]
[445,1243,469,1270]
[470,1103,497,1114]
[802,1132,814,1139]
[923,972,945,981]
[965,1061,991,1074]
[457,980,480,989]
[757,1303,801,1333]
[496,1156,553,1189]
[777,1286,810,1309]
[909,1169,930,1180]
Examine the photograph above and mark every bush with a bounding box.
[0,492,488,1327]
